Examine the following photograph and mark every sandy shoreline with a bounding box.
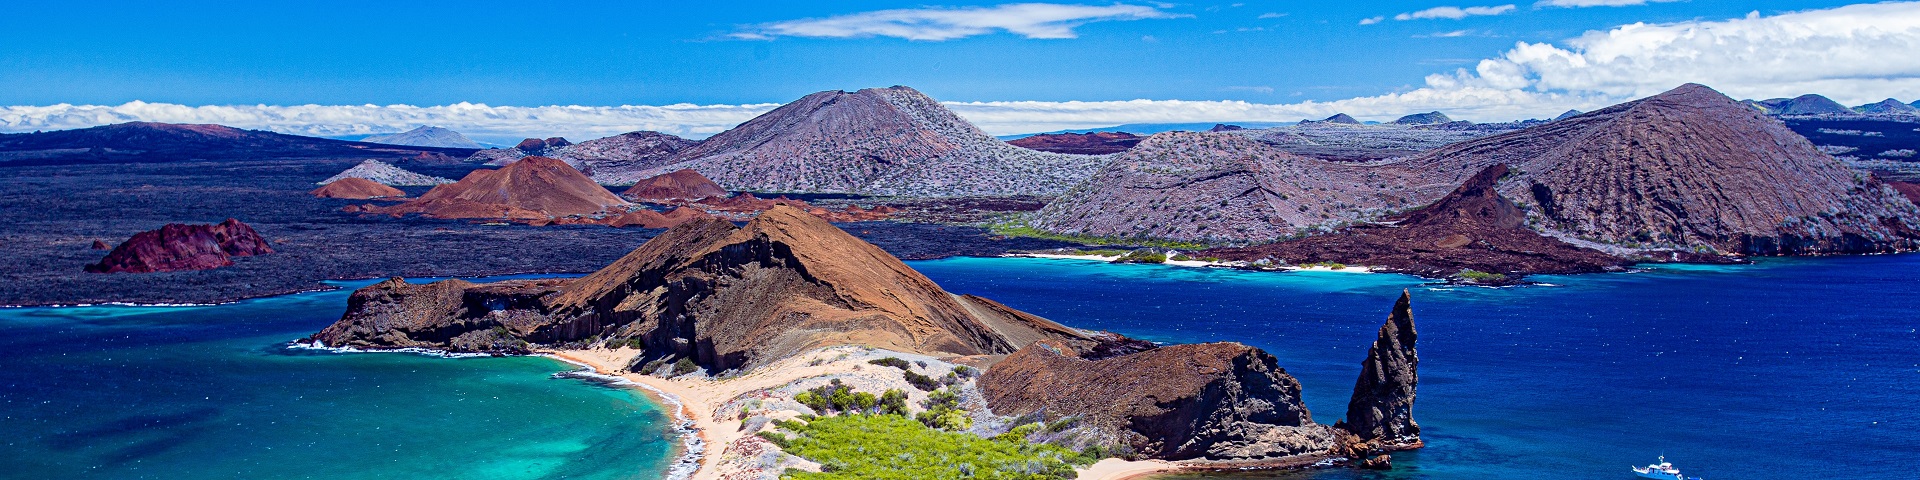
[542,346,1189,480]
[1007,252,1374,273]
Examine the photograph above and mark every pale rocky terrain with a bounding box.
[319,159,453,186]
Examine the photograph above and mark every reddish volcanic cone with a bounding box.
[621,169,728,202]
[86,219,273,273]
[374,156,629,220]
[310,177,406,199]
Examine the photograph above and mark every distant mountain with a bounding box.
[1404,83,1920,255]
[1391,112,1453,125]
[658,86,1109,196]
[1854,98,1920,115]
[1315,113,1362,125]
[1029,131,1424,243]
[0,122,475,166]
[466,132,697,185]
[360,126,483,149]
[320,159,454,186]
[1208,124,1245,132]
[1006,132,1142,155]
[1758,94,1853,115]
[1553,109,1583,121]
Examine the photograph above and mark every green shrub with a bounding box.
[868,357,912,369]
[670,357,700,376]
[1115,250,1167,264]
[878,389,909,416]
[1169,253,1193,261]
[1455,269,1509,283]
[772,414,1091,480]
[902,370,941,391]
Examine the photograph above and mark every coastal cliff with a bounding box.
[981,340,1335,461]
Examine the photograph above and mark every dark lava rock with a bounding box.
[85,218,273,273]
[0,122,475,167]
[981,340,1335,461]
[1006,132,1143,155]
[1887,181,1920,206]
[1208,124,1245,132]
[1338,290,1420,449]
[90,240,110,250]
[1204,164,1629,281]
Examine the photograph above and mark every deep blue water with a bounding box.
[0,276,677,480]
[911,255,1920,480]
[3,256,1914,479]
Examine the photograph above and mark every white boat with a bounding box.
[1632,456,1700,480]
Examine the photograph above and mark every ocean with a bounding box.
[911,255,1920,479]
[2,256,1914,479]
[0,276,677,480]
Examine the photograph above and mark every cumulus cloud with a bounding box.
[0,101,779,144]
[1428,2,1920,104]
[1536,0,1677,7]
[1394,5,1517,21]
[735,3,1183,41]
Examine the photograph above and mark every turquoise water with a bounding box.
[911,255,1920,480]
[0,277,677,480]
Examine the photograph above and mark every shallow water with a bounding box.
[912,255,1920,480]
[0,276,676,480]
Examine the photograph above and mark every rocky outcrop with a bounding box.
[622,169,728,202]
[1006,132,1142,155]
[370,156,630,221]
[981,340,1334,461]
[310,177,406,199]
[1337,290,1420,449]
[655,86,1108,196]
[360,126,484,149]
[319,159,453,186]
[1403,83,1920,255]
[1887,181,1920,206]
[85,219,272,273]
[559,131,700,184]
[1030,132,1423,243]
[1391,112,1452,125]
[467,137,574,165]
[1203,164,1629,280]
[310,205,1095,370]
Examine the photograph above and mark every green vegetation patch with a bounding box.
[1114,250,1167,264]
[1454,269,1509,283]
[765,414,1093,480]
[988,218,1211,250]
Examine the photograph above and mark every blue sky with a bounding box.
[3,1,1917,140]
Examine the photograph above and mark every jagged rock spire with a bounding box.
[1341,289,1420,445]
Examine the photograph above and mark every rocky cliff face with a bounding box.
[1404,83,1920,255]
[1203,164,1628,279]
[621,169,728,202]
[1006,132,1142,155]
[310,205,1094,370]
[981,340,1334,461]
[86,219,273,273]
[372,156,629,220]
[319,159,453,186]
[310,177,406,199]
[1338,290,1420,449]
[657,86,1108,196]
[1030,132,1422,243]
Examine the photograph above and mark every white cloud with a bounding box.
[1394,5,1517,21]
[0,101,779,144]
[1419,29,1478,38]
[1258,12,1287,19]
[1536,0,1677,7]
[737,3,1184,41]
[1429,2,1920,104]
[1359,16,1385,25]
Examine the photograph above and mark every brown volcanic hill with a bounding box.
[621,169,728,202]
[655,86,1108,196]
[311,205,1100,370]
[470,131,698,184]
[982,340,1334,461]
[0,122,475,166]
[309,177,405,199]
[1030,132,1422,243]
[373,156,629,220]
[1338,290,1421,449]
[85,219,273,273]
[1402,83,1920,255]
[1204,165,1628,279]
[1006,132,1142,155]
